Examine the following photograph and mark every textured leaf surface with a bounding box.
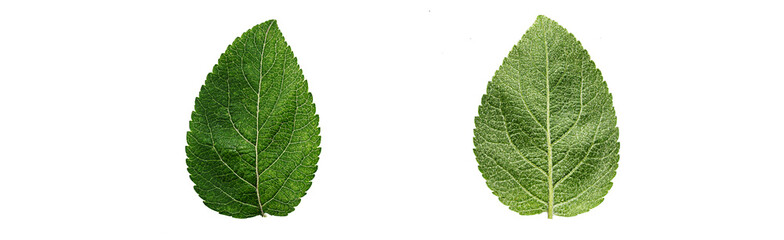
[474,15,619,218]
[186,20,320,218]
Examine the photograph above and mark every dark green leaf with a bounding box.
[474,15,619,218]
[186,20,320,218]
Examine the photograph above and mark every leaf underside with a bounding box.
[186,20,320,218]
[474,15,619,218]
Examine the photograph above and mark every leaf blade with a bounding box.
[186,20,320,218]
[474,15,619,218]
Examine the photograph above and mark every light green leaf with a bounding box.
[186,19,320,218]
[474,15,619,218]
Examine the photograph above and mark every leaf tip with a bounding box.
[536,15,551,21]
[258,19,279,29]
[535,15,559,26]
[265,19,279,26]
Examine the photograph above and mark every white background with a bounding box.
[1,0,782,239]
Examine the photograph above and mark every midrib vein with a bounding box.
[255,23,274,217]
[544,33,554,219]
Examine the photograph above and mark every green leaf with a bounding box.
[474,15,619,218]
[186,19,320,218]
